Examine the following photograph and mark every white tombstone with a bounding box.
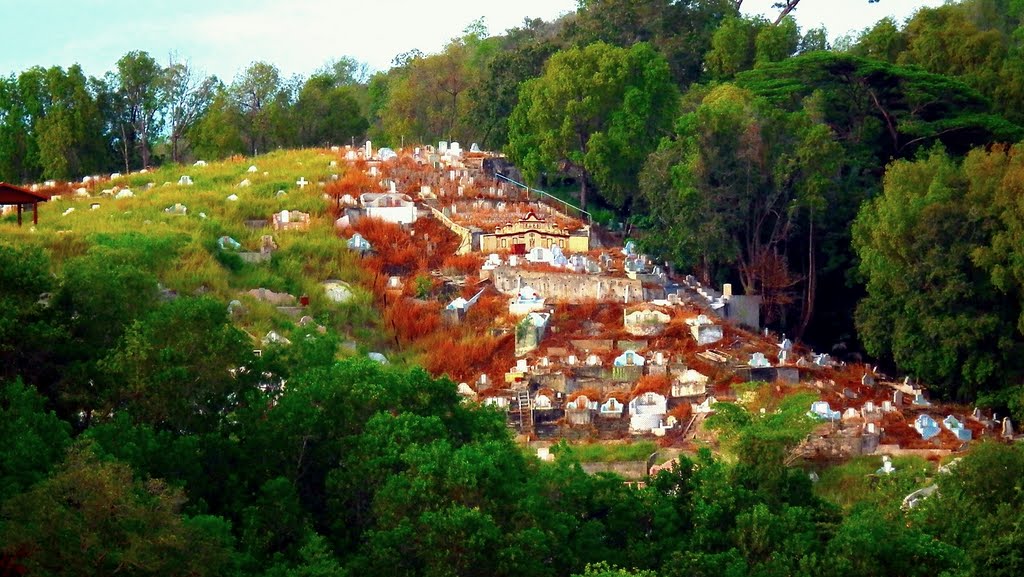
[364,140,372,158]
[516,359,528,373]
[296,177,309,189]
[248,165,258,173]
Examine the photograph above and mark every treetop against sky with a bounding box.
[0,0,942,80]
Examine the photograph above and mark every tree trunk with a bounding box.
[579,174,588,212]
[774,1,800,25]
[119,123,130,174]
[797,210,816,338]
[139,125,149,169]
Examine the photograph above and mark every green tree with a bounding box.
[826,507,967,577]
[163,58,217,163]
[0,379,71,501]
[5,65,111,181]
[914,441,1024,576]
[0,74,35,181]
[467,20,561,149]
[0,444,236,577]
[705,17,761,79]
[574,561,657,577]
[231,61,282,155]
[379,22,497,145]
[849,17,905,63]
[0,242,55,382]
[189,85,245,159]
[99,296,252,433]
[755,16,800,66]
[112,50,165,170]
[639,83,842,326]
[295,74,369,146]
[507,41,678,212]
[853,146,1024,400]
[567,0,736,86]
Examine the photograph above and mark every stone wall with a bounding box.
[238,252,271,264]
[489,267,648,304]
[580,461,649,480]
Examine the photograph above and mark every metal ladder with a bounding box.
[516,389,533,433]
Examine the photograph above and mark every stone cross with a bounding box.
[296,177,309,189]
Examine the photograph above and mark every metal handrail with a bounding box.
[494,173,592,224]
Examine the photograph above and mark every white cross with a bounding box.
[296,177,309,189]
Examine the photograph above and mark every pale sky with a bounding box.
[0,0,946,82]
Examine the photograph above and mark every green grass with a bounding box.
[813,454,936,511]
[554,441,659,463]
[1,148,383,357]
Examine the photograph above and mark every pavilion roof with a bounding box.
[0,183,48,204]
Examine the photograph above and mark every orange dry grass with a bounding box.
[349,218,421,275]
[422,333,512,383]
[463,294,510,332]
[325,170,380,211]
[568,388,602,403]
[632,374,672,398]
[384,297,440,344]
[412,218,461,270]
[441,254,483,275]
[669,403,693,422]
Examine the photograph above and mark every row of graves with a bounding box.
[464,270,1017,452]
[467,344,716,441]
[795,370,1017,461]
[455,270,733,440]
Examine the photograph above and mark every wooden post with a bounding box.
[33,201,38,225]
[16,203,22,226]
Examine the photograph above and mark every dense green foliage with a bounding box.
[506,42,679,211]
[6,2,1024,570]
[854,145,1024,403]
[6,337,1021,576]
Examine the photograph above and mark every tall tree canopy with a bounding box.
[854,145,1024,401]
[506,41,679,212]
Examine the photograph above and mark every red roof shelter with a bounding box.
[0,183,48,226]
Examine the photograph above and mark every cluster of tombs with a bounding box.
[464,344,717,438]
[330,141,1020,450]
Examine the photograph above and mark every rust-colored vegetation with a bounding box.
[632,374,672,399]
